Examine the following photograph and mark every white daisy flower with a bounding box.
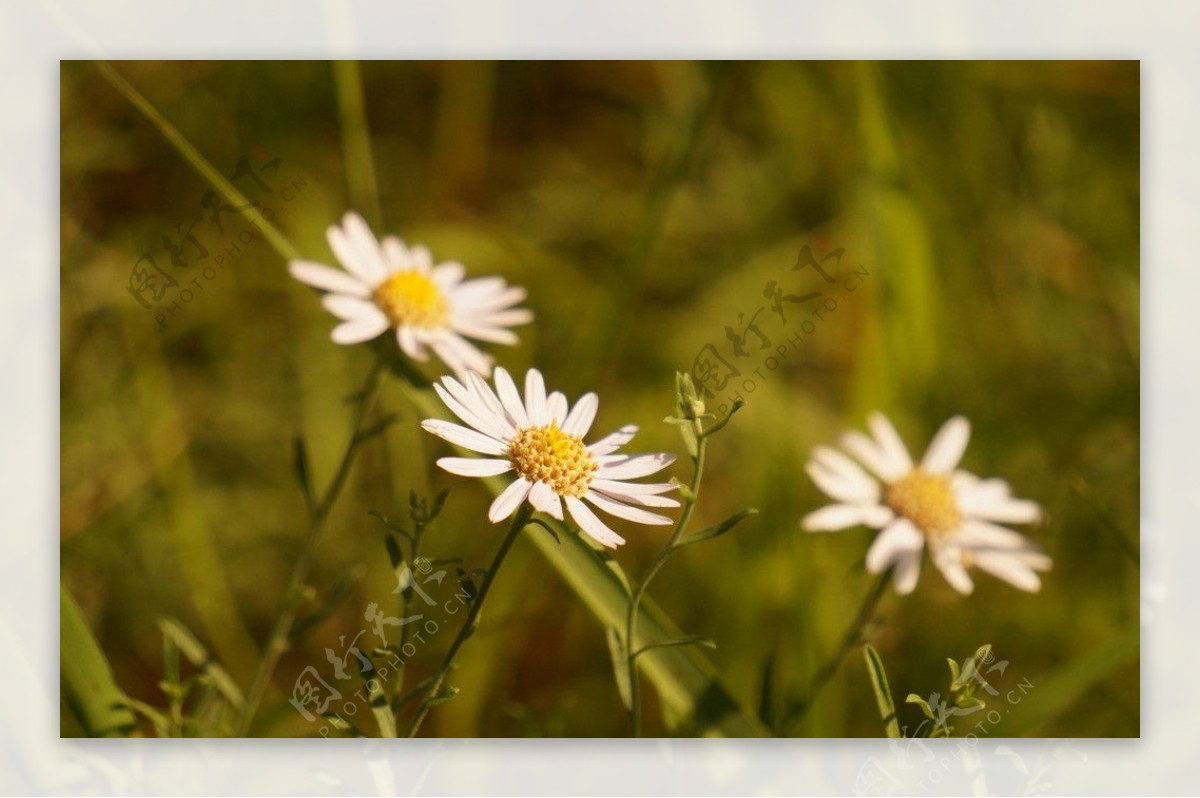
[288,211,532,377]
[802,413,1051,595]
[420,367,680,548]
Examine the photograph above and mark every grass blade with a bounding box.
[61,584,137,737]
[863,643,900,738]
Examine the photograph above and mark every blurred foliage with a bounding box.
[60,60,1138,737]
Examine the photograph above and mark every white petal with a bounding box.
[932,544,975,595]
[893,551,922,594]
[528,480,564,520]
[410,245,433,274]
[433,331,494,377]
[867,413,913,475]
[524,369,548,425]
[433,383,512,442]
[329,212,387,283]
[972,550,1042,592]
[802,503,893,533]
[289,260,370,297]
[331,314,389,344]
[322,294,384,323]
[432,262,465,288]
[583,490,674,526]
[865,519,924,572]
[381,235,410,272]
[454,276,507,302]
[595,453,676,480]
[922,416,971,475]
[840,430,906,482]
[962,493,1042,525]
[589,477,675,496]
[428,339,468,379]
[455,285,527,312]
[396,325,427,361]
[420,419,508,455]
[562,393,599,438]
[464,370,508,419]
[564,496,625,548]
[448,320,520,345]
[602,491,679,509]
[435,457,512,477]
[588,425,637,456]
[958,520,1038,551]
[806,461,879,504]
[488,478,532,522]
[546,392,569,426]
[493,367,529,428]
[470,308,534,327]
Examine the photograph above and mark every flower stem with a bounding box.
[782,570,890,733]
[403,504,533,737]
[233,358,385,736]
[624,423,708,737]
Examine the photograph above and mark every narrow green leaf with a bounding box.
[354,413,398,445]
[633,635,716,659]
[422,686,460,708]
[757,652,777,731]
[863,644,900,738]
[156,617,245,710]
[906,693,936,721]
[606,628,633,712]
[526,518,561,543]
[292,435,314,511]
[429,488,451,521]
[60,584,136,737]
[676,508,758,548]
[322,712,364,737]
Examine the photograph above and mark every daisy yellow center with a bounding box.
[886,470,962,537]
[373,271,448,329]
[508,423,597,498]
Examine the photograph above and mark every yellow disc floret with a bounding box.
[886,470,962,537]
[373,270,449,329]
[508,423,597,498]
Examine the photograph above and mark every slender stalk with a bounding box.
[782,571,890,732]
[94,61,300,262]
[624,419,707,737]
[404,504,532,737]
[234,358,385,736]
[391,522,425,701]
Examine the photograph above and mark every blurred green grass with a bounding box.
[60,60,1139,737]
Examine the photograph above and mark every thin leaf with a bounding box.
[758,652,777,731]
[633,635,716,660]
[676,508,758,548]
[422,686,460,708]
[156,617,245,710]
[906,693,936,722]
[526,518,560,543]
[292,435,314,511]
[606,628,633,712]
[60,584,136,737]
[863,644,900,738]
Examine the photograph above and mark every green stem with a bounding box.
[625,420,707,736]
[404,504,533,737]
[783,570,890,732]
[233,358,385,736]
[391,523,424,703]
